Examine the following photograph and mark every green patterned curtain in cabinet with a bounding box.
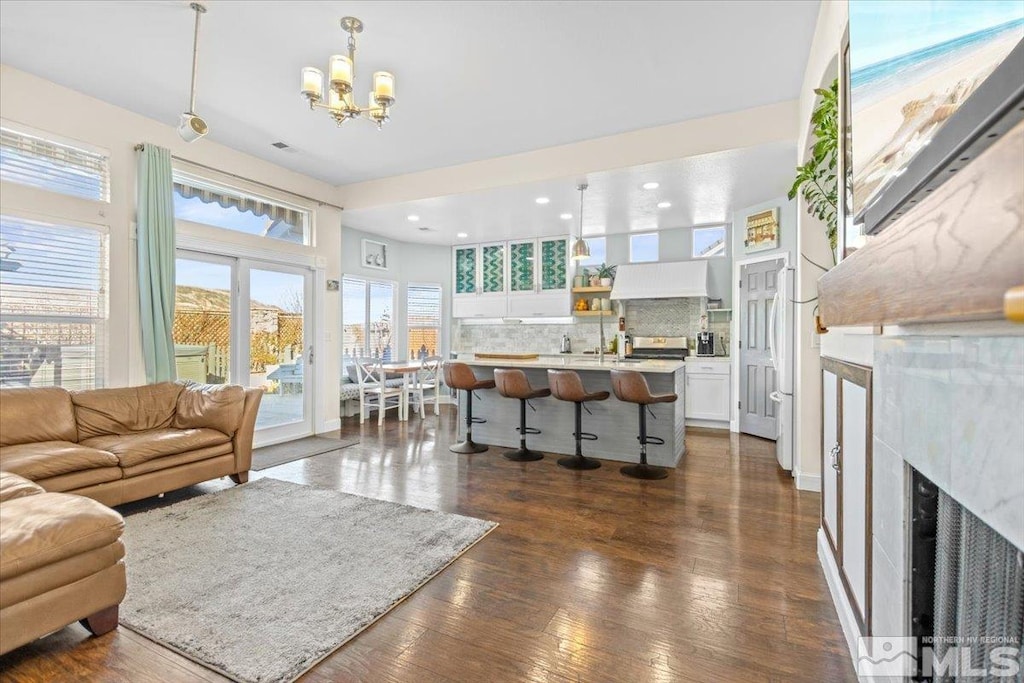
[509,242,535,292]
[481,244,505,293]
[455,247,476,294]
[541,239,567,290]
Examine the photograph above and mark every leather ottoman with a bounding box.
[0,472,126,655]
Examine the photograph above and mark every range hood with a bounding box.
[610,260,709,300]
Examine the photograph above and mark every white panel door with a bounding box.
[822,370,840,552]
[841,379,868,617]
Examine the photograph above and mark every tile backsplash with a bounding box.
[454,297,730,354]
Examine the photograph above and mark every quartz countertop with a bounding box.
[457,354,685,374]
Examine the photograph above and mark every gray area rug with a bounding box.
[251,435,359,471]
[120,478,496,683]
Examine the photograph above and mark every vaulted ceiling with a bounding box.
[0,1,819,186]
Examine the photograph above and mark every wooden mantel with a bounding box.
[818,120,1024,327]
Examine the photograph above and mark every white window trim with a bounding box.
[406,281,443,359]
[172,166,317,248]
[0,213,110,389]
[692,225,729,259]
[629,232,659,263]
[342,274,398,360]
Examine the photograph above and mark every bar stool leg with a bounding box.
[503,398,544,462]
[621,404,669,479]
[557,402,601,470]
[449,389,488,454]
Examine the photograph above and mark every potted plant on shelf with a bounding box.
[596,263,616,288]
[588,268,601,287]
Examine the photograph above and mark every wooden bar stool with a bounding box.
[610,369,676,480]
[494,368,551,462]
[547,369,609,470]
[443,362,496,454]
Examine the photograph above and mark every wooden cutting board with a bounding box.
[474,353,540,360]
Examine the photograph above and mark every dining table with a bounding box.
[377,360,425,421]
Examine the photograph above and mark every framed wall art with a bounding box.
[744,208,780,253]
[361,239,388,270]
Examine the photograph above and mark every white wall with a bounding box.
[0,65,345,432]
[340,226,452,362]
[793,0,850,491]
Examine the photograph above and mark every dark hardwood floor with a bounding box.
[0,407,856,682]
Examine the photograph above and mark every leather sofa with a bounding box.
[0,471,126,655]
[0,382,262,507]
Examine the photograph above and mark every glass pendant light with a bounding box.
[570,183,590,261]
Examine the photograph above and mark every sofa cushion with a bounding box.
[173,382,245,437]
[0,491,124,581]
[0,387,78,446]
[0,442,118,481]
[71,382,183,440]
[0,472,45,502]
[81,428,231,468]
[35,467,123,493]
[120,441,234,478]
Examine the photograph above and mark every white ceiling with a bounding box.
[0,1,819,185]
[340,140,796,244]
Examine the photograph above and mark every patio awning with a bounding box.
[174,182,304,227]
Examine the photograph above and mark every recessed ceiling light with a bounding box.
[559,213,573,220]
[535,197,550,205]
[407,214,420,222]
[657,201,672,208]
[642,182,660,190]
[456,232,469,239]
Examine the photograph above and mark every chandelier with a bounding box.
[300,17,395,129]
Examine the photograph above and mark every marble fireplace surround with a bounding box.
[869,332,1024,640]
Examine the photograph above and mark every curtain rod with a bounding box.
[133,143,344,212]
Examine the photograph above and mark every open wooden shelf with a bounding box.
[573,310,614,317]
[571,286,612,293]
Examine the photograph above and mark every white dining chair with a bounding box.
[408,355,442,418]
[355,357,403,426]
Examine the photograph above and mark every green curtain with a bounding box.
[136,145,177,383]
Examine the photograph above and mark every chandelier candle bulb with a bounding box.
[329,54,353,92]
[373,71,395,104]
[300,67,324,101]
[328,89,345,111]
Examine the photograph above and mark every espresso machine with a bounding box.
[696,331,715,357]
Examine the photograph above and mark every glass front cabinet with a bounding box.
[452,237,569,318]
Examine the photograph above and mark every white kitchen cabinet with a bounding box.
[454,237,569,318]
[821,357,873,635]
[684,361,731,422]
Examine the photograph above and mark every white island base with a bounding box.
[455,358,686,468]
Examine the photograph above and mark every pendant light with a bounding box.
[570,183,590,261]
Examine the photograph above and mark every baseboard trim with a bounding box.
[818,528,862,676]
[796,472,821,492]
[685,418,730,430]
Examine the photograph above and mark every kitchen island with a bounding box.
[455,356,686,467]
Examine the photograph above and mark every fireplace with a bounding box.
[909,469,1024,680]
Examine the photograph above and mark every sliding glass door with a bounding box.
[174,251,314,445]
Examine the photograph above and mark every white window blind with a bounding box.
[341,276,395,367]
[407,284,441,359]
[0,127,110,201]
[0,215,107,389]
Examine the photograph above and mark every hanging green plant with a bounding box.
[788,78,838,257]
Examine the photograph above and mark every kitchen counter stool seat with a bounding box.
[443,362,496,454]
[494,368,551,462]
[610,369,676,480]
[547,369,609,470]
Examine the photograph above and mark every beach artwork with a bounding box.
[849,0,1024,216]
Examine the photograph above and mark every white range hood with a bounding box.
[610,260,709,300]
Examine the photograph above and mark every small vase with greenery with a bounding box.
[788,78,838,262]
